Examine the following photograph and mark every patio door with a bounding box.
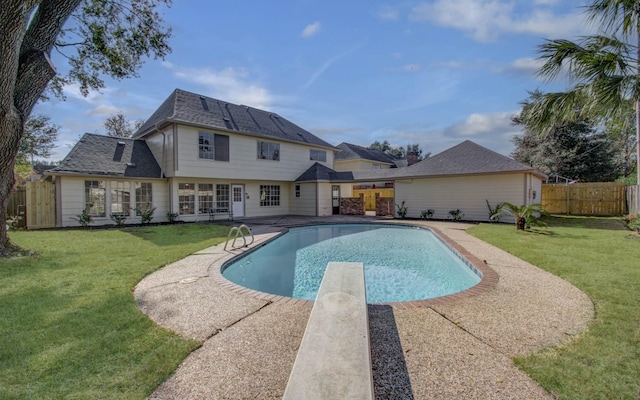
[332,185,340,215]
[232,185,244,217]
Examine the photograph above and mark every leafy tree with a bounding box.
[605,99,638,178]
[524,0,640,185]
[0,0,172,254]
[368,141,428,164]
[20,114,60,168]
[513,91,620,182]
[104,111,144,138]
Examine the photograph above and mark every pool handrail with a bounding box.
[223,224,254,251]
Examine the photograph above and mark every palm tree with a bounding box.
[495,203,549,231]
[523,0,640,185]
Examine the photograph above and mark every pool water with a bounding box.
[221,224,481,303]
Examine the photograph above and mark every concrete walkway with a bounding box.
[134,216,594,399]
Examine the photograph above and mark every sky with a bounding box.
[35,0,594,162]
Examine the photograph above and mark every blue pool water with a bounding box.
[221,224,481,303]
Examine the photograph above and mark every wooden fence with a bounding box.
[628,185,640,216]
[6,182,56,229]
[7,185,26,218]
[542,182,628,216]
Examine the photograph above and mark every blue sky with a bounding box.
[36,0,592,162]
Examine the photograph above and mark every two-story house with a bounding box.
[46,88,546,227]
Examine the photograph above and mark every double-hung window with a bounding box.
[199,132,229,161]
[110,181,131,216]
[257,141,280,161]
[216,184,230,211]
[84,180,106,217]
[135,182,153,215]
[198,183,214,213]
[178,183,195,215]
[260,185,280,207]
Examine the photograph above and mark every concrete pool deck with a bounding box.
[134,216,594,399]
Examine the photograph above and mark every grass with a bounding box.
[468,216,640,400]
[0,223,229,399]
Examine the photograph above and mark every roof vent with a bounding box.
[200,96,209,111]
[117,141,126,145]
[126,162,136,167]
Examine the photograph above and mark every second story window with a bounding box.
[257,141,280,161]
[310,149,326,162]
[199,132,229,161]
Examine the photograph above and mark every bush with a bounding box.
[420,209,435,220]
[166,212,179,223]
[396,201,408,219]
[110,213,128,227]
[448,209,464,221]
[72,205,93,228]
[135,204,156,225]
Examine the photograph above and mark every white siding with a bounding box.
[317,182,333,216]
[58,176,169,227]
[173,125,333,181]
[393,173,527,221]
[289,182,317,216]
[144,128,174,178]
[334,159,391,172]
[339,183,353,197]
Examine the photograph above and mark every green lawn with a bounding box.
[0,224,228,399]
[468,217,640,400]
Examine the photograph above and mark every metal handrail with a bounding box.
[223,224,254,251]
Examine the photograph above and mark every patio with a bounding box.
[134,216,593,399]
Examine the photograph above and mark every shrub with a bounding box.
[420,209,435,220]
[495,202,549,230]
[448,209,464,221]
[135,204,156,225]
[166,212,179,224]
[486,200,503,222]
[72,205,93,228]
[396,201,408,219]
[110,213,128,227]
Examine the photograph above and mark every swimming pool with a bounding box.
[221,224,481,303]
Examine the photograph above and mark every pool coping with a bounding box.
[209,221,499,310]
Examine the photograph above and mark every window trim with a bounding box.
[310,149,327,162]
[257,141,280,161]
[260,185,281,207]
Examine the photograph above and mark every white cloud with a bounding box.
[164,64,272,109]
[499,57,545,78]
[85,104,120,117]
[377,8,399,21]
[402,63,421,72]
[409,0,587,42]
[302,43,365,89]
[62,83,110,104]
[301,21,321,38]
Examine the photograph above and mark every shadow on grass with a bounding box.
[121,223,229,247]
[369,305,414,399]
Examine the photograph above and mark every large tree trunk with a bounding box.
[0,113,23,253]
[0,0,79,254]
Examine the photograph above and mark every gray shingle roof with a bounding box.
[352,140,546,181]
[47,133,162,178]
[134,89,336,150]
[296,163,354,182]
[335,142,398,165]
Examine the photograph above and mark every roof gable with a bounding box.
[335,142,398,165]
[48,133,162,178]
[134,89,335,149]
[296,162,354,182]
[406,140,533,176]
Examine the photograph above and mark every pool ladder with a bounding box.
[224,224,254,251]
